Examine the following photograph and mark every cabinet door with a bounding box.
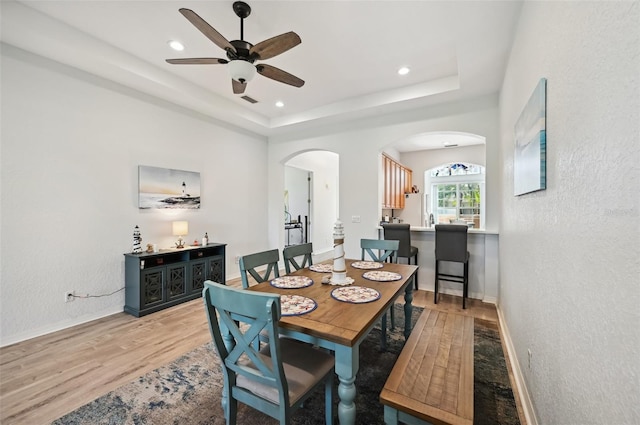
[398,165,406,208]
[166,262,188,300]
[388,160,394,208]
[382,156,413,209]
[383,156,392,208]
[206,255,225,284]
[394,162,402,208]
[140,267,165,309]
[190,259,207,294]
[404,168,413,193]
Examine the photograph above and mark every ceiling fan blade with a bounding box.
[256,64,304,88]
[166,58,228,65]
[249,31,301,60]
[232,79,247,94]
[179,8,236,54]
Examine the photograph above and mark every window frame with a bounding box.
[426,164,485,229]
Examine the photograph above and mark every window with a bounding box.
[430,163,483,177]
[427,163,485,229]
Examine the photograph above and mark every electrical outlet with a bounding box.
[65,291,74,303]
[351,215,361,223]
[527,349,532,370]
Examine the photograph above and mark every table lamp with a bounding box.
[172,220,188,249]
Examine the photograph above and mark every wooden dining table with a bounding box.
[248,259,419,425]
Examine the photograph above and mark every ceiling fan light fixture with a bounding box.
[228,60,256,83]
[168,40,185,51]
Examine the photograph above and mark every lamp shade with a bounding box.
[228,60,256,83]
[172,221,188,236]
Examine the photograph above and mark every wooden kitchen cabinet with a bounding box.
[404,168,413,194]
[382,154,412,209]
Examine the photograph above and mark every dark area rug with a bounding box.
[474,319,521,425]
[52,305,519,425]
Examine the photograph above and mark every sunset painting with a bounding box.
[138,166,201,209]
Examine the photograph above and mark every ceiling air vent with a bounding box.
[241,95,258,104]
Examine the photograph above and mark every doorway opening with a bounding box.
[284,151,339,257]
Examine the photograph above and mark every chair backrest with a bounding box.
[282,243,313,274]
[435,224,468,262]
[202,281,290,409]
[361,238,399,263]
[382,223,412,257]
[239,249,280,289]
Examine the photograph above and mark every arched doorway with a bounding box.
[384,131,486,229]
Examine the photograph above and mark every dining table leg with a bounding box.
[334,344,359,425]
[403,276,415,340]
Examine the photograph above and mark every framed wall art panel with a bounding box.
[514,78,547,196]
[138,165,201,209]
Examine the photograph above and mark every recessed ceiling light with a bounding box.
[397,67,410,76]
[275,101,284,108]
[168,40,184,51]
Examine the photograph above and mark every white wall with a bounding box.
[498,2,639,425]
[0,45,269,346]
[268,95,501,259]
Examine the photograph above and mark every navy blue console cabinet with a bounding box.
[124,243,226,317]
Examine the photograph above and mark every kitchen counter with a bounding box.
[377,226,499,303]
[377,225,498,235]
[409,226,498,235]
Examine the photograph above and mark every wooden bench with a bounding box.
[380,309,474,425]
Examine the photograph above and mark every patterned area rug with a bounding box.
[52,306,520,425]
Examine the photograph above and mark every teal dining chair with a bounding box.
[203,281,335,425]
[239,249,280,289]
[282,243,313,274]
[360,238,400,351]
[360,238,399,263]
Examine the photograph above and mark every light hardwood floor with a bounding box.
[0,280,524,425]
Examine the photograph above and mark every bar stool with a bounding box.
[434,224,470,308]
[383,223,419,290]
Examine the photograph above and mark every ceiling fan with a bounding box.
[166,1,304,95]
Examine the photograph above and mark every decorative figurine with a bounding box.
[330,219,352,285]
[202,232,209,246]
[132,225,143,254]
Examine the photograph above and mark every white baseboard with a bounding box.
[482,295,497,304]
[497,306,539,425]
[430,287,493,304]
